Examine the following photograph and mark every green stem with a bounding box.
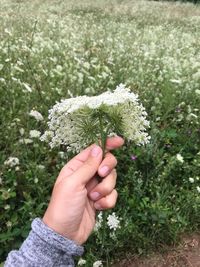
[98,112,109,264]
[98,112,107,158]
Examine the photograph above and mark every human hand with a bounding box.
[42,136,124,245]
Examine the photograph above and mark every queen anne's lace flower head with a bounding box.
[29,130,41,138]
[4,157,19,167]
[41,84,150,152]
[107,212,121,231]
[78,258,86,266]
[93,260,103,267]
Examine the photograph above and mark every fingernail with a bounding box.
[90,192,100,200]
[99,166,109,176]
[91,145,101,157]
[94,203,102,210]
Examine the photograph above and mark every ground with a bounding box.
[113,234,200,267]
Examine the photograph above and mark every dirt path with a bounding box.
[113,233,200,267]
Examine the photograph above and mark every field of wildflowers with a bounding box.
[0,0,200,266]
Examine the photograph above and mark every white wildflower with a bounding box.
[19,128,25,136]
[19,138,33,144]
[29,110,44,121]
[107,212,121,231]
[4,157,19,167]
[30,130,41,138]
[78,258,86,266]
[37,164,45,170]
[189,177,194,183]
[6,221,12,228]
[197,186,200,193]
[176,153,184,164]
[93,260,103,267]
[109,232,117,240]
[41,84,150,152]
[4,204,10,210]
[15,166,20,171]
[94,211,103,232]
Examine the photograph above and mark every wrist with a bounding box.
[42,214,84,245]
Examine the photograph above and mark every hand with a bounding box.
[42,136,124,245]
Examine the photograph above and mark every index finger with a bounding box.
[105,136,124,151]
[57,136,124,180]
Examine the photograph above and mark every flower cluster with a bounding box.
[176,153,184,164]
[4,157,19,168]
[107,212,121,231]
[41,84,150,152]
[93,260,103,267]
[94,212,103,232]
[77,258,86,266]
[29,130,41,139]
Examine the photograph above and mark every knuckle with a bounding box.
[100,183,111,195]
[109,153,117,166]
[107,199,116,209]
[113,156,118,166]
[110,169,117,180]
[85,158,95,168]
[106,190,118,209]
[114,189,118,199]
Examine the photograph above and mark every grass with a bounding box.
[0,0,200,266]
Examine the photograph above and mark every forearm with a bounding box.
[5,218,84,267]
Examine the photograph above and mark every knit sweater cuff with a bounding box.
[31,218,84,256]
[5,218,84,267]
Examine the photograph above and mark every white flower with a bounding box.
[189,177,194,183]
[6,221,12,228]
[197,186,200,193]
[78,258,87,266]
[19,128,25,136]
[93,260,103,267]
[4,204,10,210]
[176,153,184,164]
[41,84,150,152]
[4,157,19,167]
[29,110,44,121]
[19,138,33,144]
[37,164,45,170]
[29,130,41,138]
[94,211,103,232]
[107,212,121,231]
[15,166,20,171]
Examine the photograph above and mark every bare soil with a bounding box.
[113,233,200,267]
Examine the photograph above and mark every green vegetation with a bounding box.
[0,0,200,265]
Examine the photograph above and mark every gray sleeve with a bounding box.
[4,218,84,267]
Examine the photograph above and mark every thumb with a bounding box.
[70,145,103,185]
